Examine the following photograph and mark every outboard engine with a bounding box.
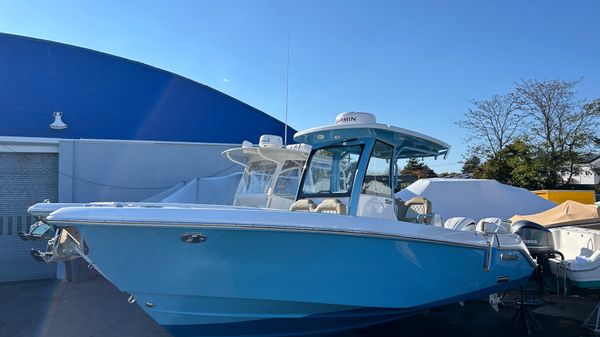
[511,220,557,257]
[511,220,564,276]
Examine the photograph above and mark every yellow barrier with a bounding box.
[532,190,596,205]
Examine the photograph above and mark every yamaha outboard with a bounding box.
[511,220,564,293]
[511,220,559,259]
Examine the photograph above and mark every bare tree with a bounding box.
[515,79,600,185]
[457,94,522,159]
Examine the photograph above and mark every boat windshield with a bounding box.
[301,144,363,197]
[362,141,394,197]
[273,160,305,199]
[236,160,277,195]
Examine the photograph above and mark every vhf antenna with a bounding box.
[284,36,290,145]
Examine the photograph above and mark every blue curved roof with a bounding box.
[0,33,295,143]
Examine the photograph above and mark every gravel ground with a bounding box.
[0,275,593,337]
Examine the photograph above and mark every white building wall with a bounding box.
[58,139,242,203]
[562,162,600,185]
[0,136,245,282]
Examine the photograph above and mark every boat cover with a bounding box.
[511,200,600,227]
[396,178,556,222]
[144,173,242,204]
[142,182,186,202]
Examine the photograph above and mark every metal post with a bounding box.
[284,36,290,145]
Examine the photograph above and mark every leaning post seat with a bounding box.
[398,197,432,223]
[315,199,347,215]
[289,199,317,212]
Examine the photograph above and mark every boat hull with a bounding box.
[143,278,529,337]
[548,258,600,289]
[71,223,533,336]
[158,301,423,337]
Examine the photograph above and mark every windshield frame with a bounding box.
[272,159,305,200]
[235,159,278,196]
[361,139,395,199]
[297,142,365,199]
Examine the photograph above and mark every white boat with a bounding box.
[36,112,535,336]
[398,178,556,223]
[511,200,600,289]
[24,135,309,262]
[28,135,309,219]
[223,136,310,209]
[143,135,310,209]
[551,226,600,289]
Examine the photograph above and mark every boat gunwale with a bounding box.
[47,218,536,267]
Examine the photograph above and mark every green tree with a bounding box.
[504,140,546,189]
[401,158,437,179]
[515,79,600,187]
[474,139,549,189]
[475,153,512,184]
[461,155,481,175]
[458,79,600,189]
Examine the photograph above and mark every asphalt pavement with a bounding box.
[0,275,593,337]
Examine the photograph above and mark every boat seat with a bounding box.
[444,217,477,231]
[315,199,346,215]
[398,197,432,223]
[290,199,317,212]
[580,247,595,258]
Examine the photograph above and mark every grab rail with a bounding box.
[483,234,496,272]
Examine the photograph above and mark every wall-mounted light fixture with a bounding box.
[49,111,68,130]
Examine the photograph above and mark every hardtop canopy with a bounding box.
[294,115,450,159]
[222,146,309,167]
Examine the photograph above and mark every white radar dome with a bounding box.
[259,135,284,148]
[335,112,376,125]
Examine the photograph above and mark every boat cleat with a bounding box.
[28,227,84,263]
[30,249,58,263]
[18,221,55,241]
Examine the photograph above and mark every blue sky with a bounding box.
[1,0,598,171]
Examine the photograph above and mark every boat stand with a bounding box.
[555,262,568,297]
[583,302,600,335]
[509,287,543,335]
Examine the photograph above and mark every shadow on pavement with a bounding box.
[0,276,591,337]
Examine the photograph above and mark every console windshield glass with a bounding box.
[301,145,362,196]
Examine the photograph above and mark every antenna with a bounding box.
[284,36,290,145]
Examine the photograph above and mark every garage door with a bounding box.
[0,153,57,282]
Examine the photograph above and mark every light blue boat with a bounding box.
[42,112,535,336]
